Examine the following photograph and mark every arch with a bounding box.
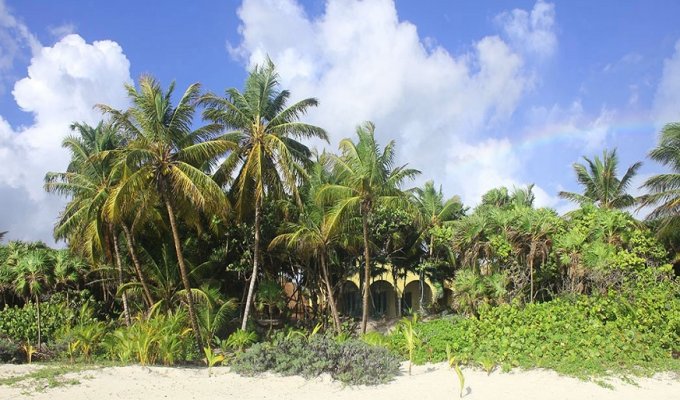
[440,288,454,309]
[370,280,397,318]
[402,280,433,313]
[338,281,361,317]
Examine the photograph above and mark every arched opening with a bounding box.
[370,280,397,318]
[338,281,361,317]
[403,280,433,313]
[440,288,454,310]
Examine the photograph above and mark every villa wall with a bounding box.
[341,267,439,318]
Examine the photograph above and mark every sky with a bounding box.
[1,0,680,246]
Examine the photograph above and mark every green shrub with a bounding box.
[103,311,194,365]
[389,279,680,378]
[231,334,400,385]
[0,336,23,363]
[0,300,75,345]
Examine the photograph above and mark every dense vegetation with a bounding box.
[1,59,679,384]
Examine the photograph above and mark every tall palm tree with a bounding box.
[100,76,232,350]
[559,149,641,209]
[45,122,135,322]
[319,122,419,333]
[413,181,464,312]
[201,59,327,330]
[640,123,680,244]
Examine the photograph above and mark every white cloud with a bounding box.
[230,0,557,208]
[0,34,131,244]
[526,100,615,150]
[653,39,680,125]
[495,0,557,59]
[48,23,76,39]
[444,137,558,208]
[0,0,40,92]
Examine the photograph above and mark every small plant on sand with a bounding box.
[222,329,257,353]
[446,344,465,398]
[398,314,420,375]
[203,346,224,376]
[479,357,496,375]
[22,342,36,364]
[361,331,389,347]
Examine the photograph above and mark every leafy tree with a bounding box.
[201,59,327,330]
[319,122,419,332]
[559,149,641,209]
[100,76,232,350]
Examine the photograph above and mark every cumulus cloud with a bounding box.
[653,40,680,125]
[495,0,557,59]
[229,0,557,207]
[0,34,131,244]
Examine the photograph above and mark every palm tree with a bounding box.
[640,123,680,243]
[0,231,6,242]
[45,122,136,323]
[413,180,464,312]
[270,207,344,333]
[559,149,641,209]
[99,76,233,350]
[414,180,465,259]
[13,249,52,348]
[319,122,419,333]
[201,59,327,330]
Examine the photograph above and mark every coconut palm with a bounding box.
[270,206,345,333]
[319,122,420,333]
[413,181,464,312]
[45,122,136,323]
[414,180,465,259]
[99,75,233,350]
[201,59,327,330]
[640,123,680,243]
[559,149,641,209]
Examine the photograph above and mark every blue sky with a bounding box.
[1,0,680,244]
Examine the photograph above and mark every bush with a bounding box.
[0,336,23,363]
[0,300,76,345]
[389,278,680,378]
[103,311,194,365]
[231,334,400,385]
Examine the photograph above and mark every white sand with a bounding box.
[1,362,678,400]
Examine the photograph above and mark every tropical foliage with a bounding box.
[0,58,678,383]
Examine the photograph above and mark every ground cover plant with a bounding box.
[231,332,401,385]
[389,275,680,379]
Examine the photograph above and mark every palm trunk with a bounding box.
[112,230,132,327]
[320,254,341,334]
[35,295,41,349]
[165,199,204,351]
[241,199,261,331]
[361,211,371,334]
[529,242,536,303]
[121,223,154,309]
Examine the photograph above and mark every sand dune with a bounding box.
[1,362,678,400]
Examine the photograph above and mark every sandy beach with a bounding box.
[1,362,678,400]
